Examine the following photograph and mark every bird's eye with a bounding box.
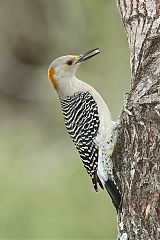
[66,60,73,65]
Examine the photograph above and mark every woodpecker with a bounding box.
[48,48,121,210]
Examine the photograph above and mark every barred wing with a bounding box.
[60,92,101,191]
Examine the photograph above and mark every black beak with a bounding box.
[75,48,100,64]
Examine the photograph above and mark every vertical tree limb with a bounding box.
[113,1,160,239]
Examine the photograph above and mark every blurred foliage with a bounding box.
[0,0,130,239]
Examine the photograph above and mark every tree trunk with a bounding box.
[113,1,160,239]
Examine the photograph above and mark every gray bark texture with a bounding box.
[113,0,160,239]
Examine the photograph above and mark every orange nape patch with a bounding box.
[48,66,58,91]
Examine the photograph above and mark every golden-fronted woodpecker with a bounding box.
[48,48,121,210]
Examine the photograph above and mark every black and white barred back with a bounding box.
[60,91,103,191]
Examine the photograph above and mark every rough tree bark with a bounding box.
[113,1,160,239]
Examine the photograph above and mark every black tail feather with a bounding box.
[105,179,121,211]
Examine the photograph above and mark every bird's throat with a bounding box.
[48,66,58,91]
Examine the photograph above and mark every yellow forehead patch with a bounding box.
[71,55,80,61]
[48,66,58,91]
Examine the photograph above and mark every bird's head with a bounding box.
[48,48,100,92]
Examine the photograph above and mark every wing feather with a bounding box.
[60,92,101,191]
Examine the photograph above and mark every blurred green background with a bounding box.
[0,0,130,239]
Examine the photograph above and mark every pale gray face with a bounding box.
[51,55,80,78]
[48,48,100,91]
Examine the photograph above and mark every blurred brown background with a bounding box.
[0,0,130,239]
